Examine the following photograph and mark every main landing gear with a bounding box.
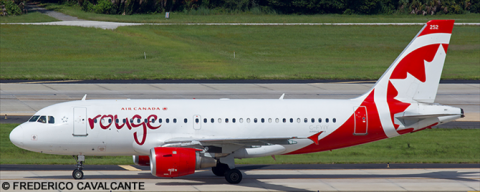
[72,155,85,179]
[212,160,242,184]
[224,169,242,184]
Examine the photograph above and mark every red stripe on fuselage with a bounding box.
[287,89,387,155]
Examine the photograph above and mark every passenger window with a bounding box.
[225,118,229,123]
[204,118,207,123]
[173,118,177,123]
[130,119,133,124]
[247,118,251,123]
[268,118,272,123]
[95,119,98,123]
[218,118,222,123]
[304,118,308,123]
[144,119,147,123]
[311,118,315,123]
[254,118,258,123]
[108,119,112,124]
[29,115,39,122]
[166,118,170,123]
[239,118,243,123]
[297,118,301,123]
[159,118,162,123]
[38,116,47,123]
[261,118,264,123]
[186,118,190,123]
[333,118,336,123]
[290,118,293,123]
[233,118,236,123]
[48,116,55,124]
[151,119,154,123]
[123,119,126,123]
[211,118,214,123]
[275,118,279,123]
[326,118,329,123]
[283,118,286,123]
[318,118,322,123]
[137,119,140,123]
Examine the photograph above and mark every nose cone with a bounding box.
[10,125,24,147]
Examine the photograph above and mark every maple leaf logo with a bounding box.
[387,43,446,133]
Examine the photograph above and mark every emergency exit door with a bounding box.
[353,106,368,135]
[73,107,88,136]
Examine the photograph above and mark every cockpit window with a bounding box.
[38,116,47,123]
[29,116,40,122]
[48,116,55,124]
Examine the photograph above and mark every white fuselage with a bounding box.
[10,97,462,158]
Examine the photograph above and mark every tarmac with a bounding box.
[0,165,479,191]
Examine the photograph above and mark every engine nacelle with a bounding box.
[132,155,150,166]
[150,147,216,177]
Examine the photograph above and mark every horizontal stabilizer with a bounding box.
[398,114,456,119]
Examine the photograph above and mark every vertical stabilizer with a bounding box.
[356,20,455,138]
[370,20,454,103]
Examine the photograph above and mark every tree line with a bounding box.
[3,0,480,16]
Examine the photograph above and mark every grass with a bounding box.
[44,4,480,24]
[1,123,479,164]
[0,24,478,80]
[0,11,58,23]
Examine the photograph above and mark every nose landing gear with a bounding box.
[72,155,85,179]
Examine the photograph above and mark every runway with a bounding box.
[1,165,479,191]
[1,81,478,127]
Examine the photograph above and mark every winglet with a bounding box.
[81,94,87,101]
[279,93,285,100]
[308,131,323,145]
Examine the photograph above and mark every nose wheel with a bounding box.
[72,169,84,179]
[72,155,85,179]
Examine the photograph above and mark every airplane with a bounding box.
[9,20,463,184]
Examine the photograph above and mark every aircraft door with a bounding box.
[73,107,88,136]
[193,115,201,130]
[353,106,368,135]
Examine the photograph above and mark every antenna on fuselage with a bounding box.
[81,94,87,101]
[279,93,285,100]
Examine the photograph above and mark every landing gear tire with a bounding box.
[72,169,84,179]
[212,162,230,176]
[72,155,85,179]
[224,169,242,184]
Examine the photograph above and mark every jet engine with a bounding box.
[150,147,216,177]
[132,155,150,166]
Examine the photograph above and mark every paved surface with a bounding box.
[7,21,480,30]
[2,164,479,171]
[1,168,478,191]
[26,4,84,21]
[6,5,480,30]
[1,82,478,126]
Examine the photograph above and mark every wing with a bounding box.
[162,136,303,148]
